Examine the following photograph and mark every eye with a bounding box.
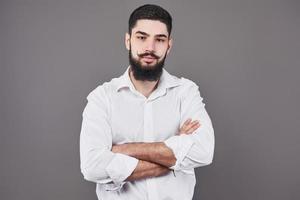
[137,36,146,40]
[156,38,166,43]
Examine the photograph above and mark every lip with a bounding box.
[142,56,156,62]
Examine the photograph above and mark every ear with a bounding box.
[166,37,173,55]
[125,32,131,50]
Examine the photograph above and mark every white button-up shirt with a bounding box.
[80,66,215,200]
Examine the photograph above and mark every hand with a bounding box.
[177,118,200,135]
[111,143,134,157]
[111,144,125,154]
[111,145,119,153]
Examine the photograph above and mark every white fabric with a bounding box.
[80,66,215,200]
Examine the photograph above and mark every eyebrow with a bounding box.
[135,31,168,38]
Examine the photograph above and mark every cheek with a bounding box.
[130,49,142,60]
[157,46,169,57]
[130,40,144,50]
[129,46,138,55]
[130,44,143,55]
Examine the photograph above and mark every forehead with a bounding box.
[132,19,169,36]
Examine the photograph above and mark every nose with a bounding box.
[145,39,155,52]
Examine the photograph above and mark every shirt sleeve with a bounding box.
[79,86,139,191]
[164,79,215,171]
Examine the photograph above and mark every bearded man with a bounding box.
[80,4,215,200]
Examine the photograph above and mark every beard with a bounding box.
[129,48,167,81]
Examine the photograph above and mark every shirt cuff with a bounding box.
[164,135,194,171]
[105,153,139,190]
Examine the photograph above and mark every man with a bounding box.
[80,4,215,200]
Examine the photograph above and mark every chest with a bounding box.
[110,91,181,144]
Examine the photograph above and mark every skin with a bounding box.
[113,19,201,181]
[125,19,173,98]
[113,118,200,181]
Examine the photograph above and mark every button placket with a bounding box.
[143,100,153,142]
[143,100,159,200]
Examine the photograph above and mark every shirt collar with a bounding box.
[116,66,182,93]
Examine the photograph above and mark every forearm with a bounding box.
[126,160,170,181]
[112,142,176,168]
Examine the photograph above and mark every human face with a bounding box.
[128,47,167,81]
[125,19,173,80]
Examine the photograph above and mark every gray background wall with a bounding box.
[1,0,299,200]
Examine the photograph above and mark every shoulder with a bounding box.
[86,77,120,102]
[180,77,199,88]
[177,77,200,96]
[164,69,199,92]
[175,77,204,106]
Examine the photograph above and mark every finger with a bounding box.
[186,122,200,134]
[179,119,192,132]
[185,120,199,130]
[180,120,198,133]
[181,118,192,129]
[186,122,201,134]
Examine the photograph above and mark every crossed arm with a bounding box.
[112,118,200,181]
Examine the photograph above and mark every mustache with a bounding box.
[138,52,160,59]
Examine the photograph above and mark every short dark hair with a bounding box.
[128,4,172,36]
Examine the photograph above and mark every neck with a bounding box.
[129,67,160,98]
